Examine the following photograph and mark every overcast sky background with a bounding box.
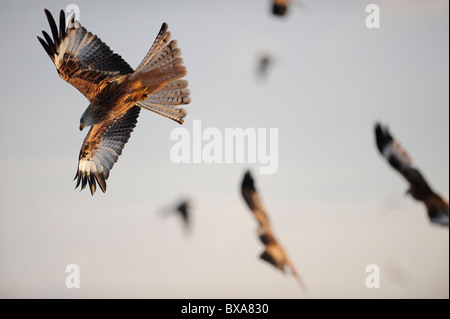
[0,0,448,298]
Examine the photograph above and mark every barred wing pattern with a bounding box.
[38,9,191,195]
[136,79,189,124]
[133,25,190,124]
[37,9,134,101]
[75,106,141,195]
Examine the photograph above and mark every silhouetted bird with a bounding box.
[241,171,307,290]
[375,123,449,226]
[176,200,191,229]
[256,54,273,80]
[272,0,289,16]
[161,199,192,233]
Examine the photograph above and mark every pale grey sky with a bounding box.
[0,0,448,298]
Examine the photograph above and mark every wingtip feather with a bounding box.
[59,9,66,39]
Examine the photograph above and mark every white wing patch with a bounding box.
[75,106,140,195]
[383,140,413,169]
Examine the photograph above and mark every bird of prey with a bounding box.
[256,54,273,80]
[241,171,307,290]
[270,0,305,17]
[163,199,192,233]
[176,201,190,225]
[272,0,290,16]
[37,9,190,195]
[375,123,449,226]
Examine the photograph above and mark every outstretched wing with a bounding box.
[241,170,271,229]
[401,168,448,226]
[425,195,449,226]
[258,225,307,290]
[375,123,449,226]
[240,170,307,290]
[375,123,413,174]
[402,168,435,199]
[74,105,141,195]
[375,123,429,190]
[37,9,134,101]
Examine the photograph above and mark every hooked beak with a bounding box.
[79,122,85,131]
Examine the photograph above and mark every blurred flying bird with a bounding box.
[175,200,191,232]
[37,9,190,195]
[271,0,304,17]
[272,0,289,16]
[256,54,273,80]
[160,199,192,233]
[241,171,307,290]
[375,123,449,226]
[176,201,190,225]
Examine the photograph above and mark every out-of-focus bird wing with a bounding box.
[375,123,413,173]
[260,239,308,290]
[241,171,271,230]
[241,170,307,290]
[424,194,449,226]
[375,123,449,226]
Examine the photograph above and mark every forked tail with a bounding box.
[131,23,190,124]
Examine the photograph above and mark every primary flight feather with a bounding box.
[37,9,190,195]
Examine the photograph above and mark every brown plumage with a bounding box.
[271,0,305,17]
[272,0,289,16]
[375,123,449,226]
[241,171,307,290]
[37,9,190,195]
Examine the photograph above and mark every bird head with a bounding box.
[80,105,97,131]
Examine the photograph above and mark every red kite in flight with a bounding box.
[161,199,192,233]
[271,0,304,16]
[37,9,190,195]
[256,54,273,80]
[241,171,307,290]
[272,0,290,16]
[176,200,191,228]
[375,123,449,226]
